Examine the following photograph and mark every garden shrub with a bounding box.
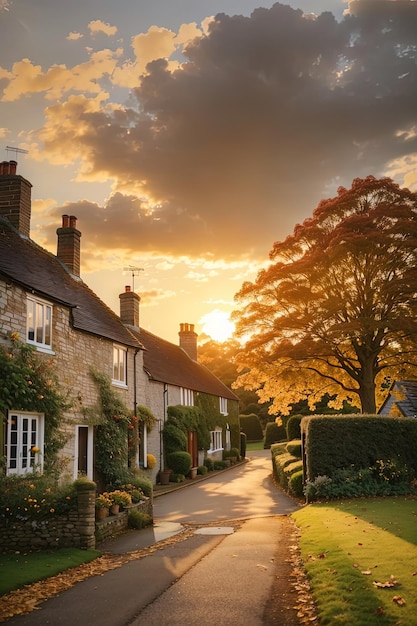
[286,415,302,440]
[270,443,302,492]
[286,440,302,458]
[204,458,214,471]
[169,473,185,483]
[289,470,304,498]
[126,474,152,498]
[264,422,287,448]
[128,510,152,529]
[197,465,208,475]
[213,460,228,470]
[223,447,240,461]
[167,451,192,475]
[240,413,263,441]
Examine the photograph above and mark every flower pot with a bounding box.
[96,507,109,520]
[160,470,172,485]
[190,467,198,479]
[110,503,120,515]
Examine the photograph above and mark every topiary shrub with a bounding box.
[167,451,192,475]
[240,413,263,441]
[264,422,287,448]
[286,415,302,440]
[204,458,214,471]
[128,510,152,529]
[169,473,185,483]
[289,470,304,498]
[286,440,302,458]
[197,465,208,475]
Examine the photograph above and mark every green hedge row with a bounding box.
[271,440,303,497]
[240,413,263,441]
[302,415,417,482]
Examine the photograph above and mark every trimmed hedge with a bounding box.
[264,422,287,448]
[286,440,301,458]
[167,451,192,475]
[302,415,417,482]
[286,415,302,440]
[240,414,263,441]
[271,443,303,493]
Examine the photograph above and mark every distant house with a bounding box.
[118,286,240,475]
[378,380,417,418]
[0,160,143,481]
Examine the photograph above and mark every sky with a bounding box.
[1,0,417,344]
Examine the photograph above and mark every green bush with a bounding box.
[128,510,152,529]
[303,415,417,482]
[169,473,185,483]
[167,451,192,475]
[286,415,302,440]
[125,474,153,498]
[289,470,304,498]
[213,460,228,470]
[162,420,188,456]
[197,465,208,475]
[223,447,240,460]
[264,422,287,448]
[204,458,214,471]
[286,440,302,458]
[240,413,263,441]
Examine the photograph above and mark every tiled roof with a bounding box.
[132,327,238,401]
[378,380,417,417]
[0,218,140,348]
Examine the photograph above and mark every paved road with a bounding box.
[6,450,301,626]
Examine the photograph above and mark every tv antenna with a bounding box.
[123,266,144,292]
[6,146,29,160]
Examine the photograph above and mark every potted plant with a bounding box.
[107,490,132,514]
[95,493,111,520]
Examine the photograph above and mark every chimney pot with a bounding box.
[125,285,131,292]
[62,214,70,227]
[9,161,17,175]
[69,215,77,228]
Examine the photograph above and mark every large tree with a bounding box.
[233,176,417,414]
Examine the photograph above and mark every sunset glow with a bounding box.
[200,310,235,343]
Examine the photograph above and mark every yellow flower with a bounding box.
[31,446,40,453]
[50,508,55,513]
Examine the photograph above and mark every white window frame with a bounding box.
[26,295,53,352]
[219,397,228,416]
[180,387,194,406]
[113,344,127,387]
[6,411,45,475]
[208,428,223,453]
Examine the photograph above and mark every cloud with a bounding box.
[67,32,83,41]
[88,20,117,37]
[14,2,417,263]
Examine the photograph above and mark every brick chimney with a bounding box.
[179,323,198,361]
[0,160,32,237]
[56,214,81,276]
[119,285,140,328]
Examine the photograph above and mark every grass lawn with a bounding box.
[292,497,417,625]
[246,440,264,451]
[0,548,101,596]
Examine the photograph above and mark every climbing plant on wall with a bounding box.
[0,334,70,476]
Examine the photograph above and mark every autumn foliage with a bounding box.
[233,176,417,414]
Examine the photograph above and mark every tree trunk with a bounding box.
[358,365,377,414]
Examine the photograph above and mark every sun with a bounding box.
[200,309,235,343]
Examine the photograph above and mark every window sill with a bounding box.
[111,380,128,389]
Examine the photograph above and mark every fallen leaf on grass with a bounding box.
[373,575,398,588]
[392,595,406,606]
[361,570,372,575]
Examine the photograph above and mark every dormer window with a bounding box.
[113,344,127,387]
[26,296,52,351]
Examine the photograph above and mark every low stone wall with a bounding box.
[95,498,153,543]
[0,481,153,553]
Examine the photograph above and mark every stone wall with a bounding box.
[0,481,153,553]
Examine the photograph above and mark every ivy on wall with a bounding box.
[89,370,156,489]
[0,334,70,476]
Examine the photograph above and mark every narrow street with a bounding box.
[6,450,304,626]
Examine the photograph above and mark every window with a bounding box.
[113,345,127,386]
[180,387,194,406]
[219,397,228,415]
[74,425,93,480]
[6,411,44,475]
[27,296,52,351]
[209,429,223,452]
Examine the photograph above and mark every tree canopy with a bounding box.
[233,176,417,414]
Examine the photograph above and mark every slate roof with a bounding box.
[131,327,238,401]
[378,380,417,418]
[0,218,140,348]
